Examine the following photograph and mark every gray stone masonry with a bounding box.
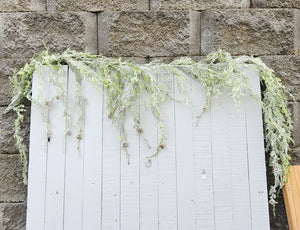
[252,0,300,9]
[0,0,300,229]
[0,0,45,12]
[0,154,27,202]
[0,203,26,230]
[0,12,97,59]
[201,9,300,56]
[150,0,249,10]
[291,147,300,166]
[0,107,30,154]
[149,56,204,63]
[261,56,300,101]
[47,0,149,12]
[291,103,300,149]
[0,59,28,106]
[98,11,201,57]
[287,102,300,166]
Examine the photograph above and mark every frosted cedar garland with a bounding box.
[4,48,293,212]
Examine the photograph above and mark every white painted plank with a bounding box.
[120,104,140,230]
[63,68,84,230]
[101,92,121,230]
[82,80,103,229]
[244,68,270,230]
[210,90,233,230]
[26,66,271,230]
[191,79,215,230]
[158,75,177,230]
[228,95,251,230]
[139,77,159,230]
[44,66,68,230]
[26,66,50,230]
[174,76,196,230]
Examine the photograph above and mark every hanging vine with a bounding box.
[3,48,293,211]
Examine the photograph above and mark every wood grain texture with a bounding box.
[283,166,300,230]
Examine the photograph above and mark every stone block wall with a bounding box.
[0,0,299,229]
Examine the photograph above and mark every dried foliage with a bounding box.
[4,49,292,211]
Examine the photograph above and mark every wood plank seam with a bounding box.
[43,71,51,230]
[62,66,69,230]
[244,97,253,230]
[100,83,104,230]
[173,75,179,230]
[209,103,216,230]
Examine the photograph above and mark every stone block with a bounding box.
[149,56,204,64]
[290,102,300,147]
[0,12,97,59]
[201,9,300,56]
[251,0,300,9]
[0,154,27,202]
[291,147,300,165]
[0,107,30,154]
[150,0,249,10]
[0,59,28,106]
[47,0,148,12]
[296,10,300,55]
[0,203,26,230]
[98,11,201,57]
[1,0,45,12]
[122,57,148,64]
[261,56,300,101]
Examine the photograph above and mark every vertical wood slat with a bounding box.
[244,68,270,230]
[158,75,177,230]
[228,96,251,229]
[44,66,68,230]
[210,90,233,230]
[174,77,196,230]
[120,100,140,229]
[82,80,103,229]
[26,66,50,230]
[63,68,85,230]
[101,92,121,230]
[191,79,214,230]
[139,85,159,230]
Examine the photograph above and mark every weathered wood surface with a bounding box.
[283,165,300,230]
[26,66,270,229]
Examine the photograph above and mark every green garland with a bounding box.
[3,49,293,211]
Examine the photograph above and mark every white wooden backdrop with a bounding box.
[26,66,270,230]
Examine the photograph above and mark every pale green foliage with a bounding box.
[236,56,293,212]
[4,49,292,211]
